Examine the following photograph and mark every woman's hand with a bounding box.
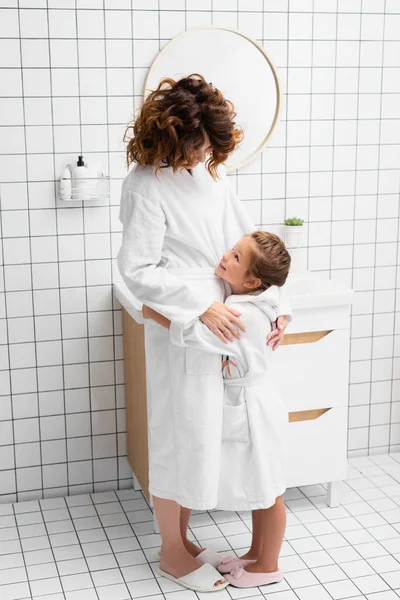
[266,315,289,351]
[200,301,246,343]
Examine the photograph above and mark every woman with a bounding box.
[117,74,291,592]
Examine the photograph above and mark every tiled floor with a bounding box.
[1,454,400,600]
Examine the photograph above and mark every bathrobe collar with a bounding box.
[225,286,280,323]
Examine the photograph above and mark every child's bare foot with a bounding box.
[239,551,261,561]
[245,562,279,574]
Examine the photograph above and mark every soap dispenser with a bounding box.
[72,155,86,193]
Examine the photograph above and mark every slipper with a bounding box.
[157,548,228,569]
[157,563,229,592]
[218,556,257,574]
[196,548,229,568]
[225,565,283,588]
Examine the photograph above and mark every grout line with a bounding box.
[16,0,45,503]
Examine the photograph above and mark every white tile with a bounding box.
[105,10,131,38]
[52,545,83,562]
[77,9,105,38]
[85,553,117,572]
[367,554,400,574]
[350,574,390,595]
[26,561,58,581]
[132,11,159,39]
[57,558,88,577]
[0,581,31,600]
[356,541,390,559]
[48,8,77,38]
[61,572,94,592]
[293,585,332,600]
[128,579,161,599]
[52,98,80,126]
[80,97,107,125]
[77,527,107,544]
[323,579,362,599]
[91,568,124,587]
[0,565,27,586]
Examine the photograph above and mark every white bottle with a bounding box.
[60,166,72,201]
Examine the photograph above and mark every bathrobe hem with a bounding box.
[149,485,218,511]
[215,485,287,512]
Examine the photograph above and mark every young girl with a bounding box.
[143,230,291,589]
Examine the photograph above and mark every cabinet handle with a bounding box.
[283,330,333,346]
[289,408,331,422]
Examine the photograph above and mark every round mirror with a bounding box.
[143,26,281,171]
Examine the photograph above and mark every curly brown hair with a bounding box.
[247,231,291,291]
[124,74,243,180]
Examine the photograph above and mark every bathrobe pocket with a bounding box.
[222,403,249,442]
[185,348,222,375]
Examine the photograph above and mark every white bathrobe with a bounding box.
[170,287,289,511]
[117,161,292,510]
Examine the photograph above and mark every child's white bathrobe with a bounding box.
[170,287,289,511]
[117,161,291,510]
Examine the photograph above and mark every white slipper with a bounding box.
[156,548,227,569]
[158,563,229,592]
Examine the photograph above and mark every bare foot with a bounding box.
[183,538,204,558]
[245,562,279,574]
[239,551,261,561]
[159,545,226,587]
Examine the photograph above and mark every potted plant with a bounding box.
[284,217,304,249]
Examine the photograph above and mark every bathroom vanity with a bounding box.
[114,272,354,508]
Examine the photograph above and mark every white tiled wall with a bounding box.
[0,0,399,504]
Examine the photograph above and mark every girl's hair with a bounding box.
[247,231,291,291]
[124,73,243,180]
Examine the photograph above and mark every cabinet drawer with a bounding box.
[273,328,350,412]
[284,405,348,488]
[286,305,351,334]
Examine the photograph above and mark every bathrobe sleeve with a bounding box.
[117,186,214,326]
[223,179,293,323]
[170,303,264,365]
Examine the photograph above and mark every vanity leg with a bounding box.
[132,473,142,491]
[149,494,160,534]
[327,481,340,507]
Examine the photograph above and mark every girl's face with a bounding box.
[187,133,213,169]
[215,237,261,294]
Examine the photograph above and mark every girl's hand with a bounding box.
[266,315,289,351]
[200,301,246,343]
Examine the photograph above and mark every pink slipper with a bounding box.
[218,556,256,574]
[225,565,283,588]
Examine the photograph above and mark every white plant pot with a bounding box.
[284,225,306,274]
[284,224,303,249]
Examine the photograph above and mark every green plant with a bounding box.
[284,217,304,226]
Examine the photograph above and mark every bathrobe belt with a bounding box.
[224,373,269,388]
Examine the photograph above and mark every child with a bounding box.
[143,230,291,588]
